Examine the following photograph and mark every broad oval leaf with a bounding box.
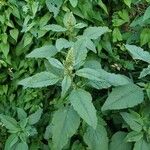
[125,44,150,63]
[84,125,108,150]
[18,71,60,88]
[110,132,132,150]
[143,6,150,21]
[52,106,80,150]
[83,26,109,39]
[26,45,57,59]
[69,89,97,129]
[15,142,28,150]
[56,38,73,51]
[28,108,43,125]
[46,0,63,17]
[48,58,64,69]
[0,114,20,132]
[4,134,18,150]
[76,68,130,86]
[133,138,150,150]
[120,112,143,132]
[69,0,78,7]
[102,84,144,111]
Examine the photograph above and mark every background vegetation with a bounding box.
[0,0,150,149]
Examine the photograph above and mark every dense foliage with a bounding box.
[0,0,150,149]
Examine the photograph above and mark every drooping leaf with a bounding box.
[125,44,150,63]
[101,84,144,111]
[18,71,60,88]
[28,108,43,125]
[69,89,97,129]
[110,132,132,150]
[52,106,80,150]
[26,45,57,59]
[84,125,108,150]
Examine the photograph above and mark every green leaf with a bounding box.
[143,6,150,21]
[18,71,60,88]
[44,124,52,140]
[83,125,108,150]
[61,75,72,97]
[69,0,78,7]
[46,0,63,17]
[120,112,143,132]
[15,142,28,150]
[110,132,132,150]
[28,108,42,125]
[42,24,67,32]
[76,68,104,81]
[112,28,122,42]
[10,28,19,42]
[26,45,57,59]
[133,138,150,150]
[140,28,150,46]
[125,44,150,63]
[83,37,97,53]
[0,43,9,58]
[126,131,143,142]
[124,0,132,8]
[73,39,88,67]
[0,114,20,132]
[63,12,76,28]
[69,89,97,129]
[4,134,18,150]
[48,58,64,69]
[76,68,130,86]
[83,26,109,40]
[56,38,73,51]
[74,23,87,29]
[139,65,150,78]
[39,13,51,28]
[97,0,108,14]
[23,33,33,47]
[17,108,27,120]
[101,84,144,111]
[52,106,80,150]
